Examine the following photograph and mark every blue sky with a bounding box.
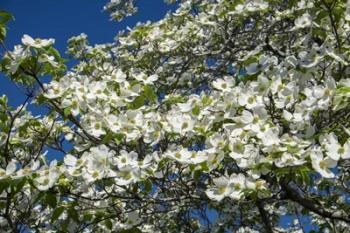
[0,0,176,160]
[0,0,175,107]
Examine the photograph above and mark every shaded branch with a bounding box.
[280,180,350,224]
[256,199,274,233]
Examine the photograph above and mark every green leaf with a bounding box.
[192,105,200,116]
[45,193,57,208]
[157,158,170,170]
[47,47,62,59]
[0,11,14,42]
[33,191,46,204]
[143,85,157,103]
[83,213,93,221]
[0,27,6,42]
[337,87,350,95]
[119,228,142,233]
[0,178,10,194]
[63,107,71,117]
[144,179,152,193]
[11,177,27,195]
[68,208,79,222]
[51,206,65,223]
[0,95,8,107]
[0,11,14,25]
[163,95,185,106]
[193,170,201,182]
[130,95,145,109]
[114,133,125,144]
[199,162,209,172]
[286,145,300,153]
[102,132,115,143]
[104,219,113,230]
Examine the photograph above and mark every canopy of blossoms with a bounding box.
[1,0,350,232]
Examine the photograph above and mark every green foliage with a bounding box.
[0,11,14,42]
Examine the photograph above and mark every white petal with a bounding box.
[6,161,17,175]
[21,34,35,46]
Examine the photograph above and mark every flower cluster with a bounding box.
[1,0,350,232]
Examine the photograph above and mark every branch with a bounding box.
[280,180,350,224]
[34,118,56,161]
[264,36,285,59]
[1,41,101,145]
[256,199,274,233]
[3,94,32,163]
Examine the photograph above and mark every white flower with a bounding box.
[159,38,177,52]
[245,55,274,75]
[87,118,105,138]
[64,154,85,176]
[0,160,17,179]
[106,114,122,133]
[238,90,263,109]
[43,81,64,99]
[322,134,350,160]
[22,34,55,48]
[84,145,114,182]
[310,149,337,178]
[261,128,280,147]
[229,139,246,159]
[245,178,267,191]
[177,101,194,113]
[246,62,258,75]
[38,54,58,67]
[229,173,246,200]
[273,81,297,109]
[116,150,138,171]
[188,150,208,164]
[126,211,140,227]
[6,161,17,175]
[111,69,127,83]
[137,153,154,169]
[36,162,60,191]
[325,48,348,65]
[115,170,140,186]
[294,13,312,29]
[120,110,144,128]
[88,81,108,101]
[207,133,226,149]
[340,139,350,159]
[206,150,224,171]
[119,82,142,102]
[212,76,235,92]
[6,45,30,74]
[230,142,259,169]
[134,72,158,84]
[275,152,306,168]
[206,173,246,201]
[346,0,350,21]
[166,113,194,135]
[321,133,342,161]
[61,97,81,116]
[14,161,40,178]
[165,148,192,164]
[237,227,260,233]
[205,176,232,202]
[234,110,253,125]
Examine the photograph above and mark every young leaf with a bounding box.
[51,206,65,223]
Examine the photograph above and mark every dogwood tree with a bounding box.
[1,0,350,232]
